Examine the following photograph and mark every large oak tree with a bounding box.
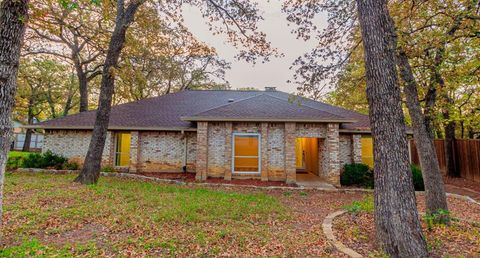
[75,0,279,184]
[0,0,29,226]
[355,0,428,255]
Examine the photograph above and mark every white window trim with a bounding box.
[232,132,261,175]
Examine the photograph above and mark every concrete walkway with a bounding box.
[296,173,336,189]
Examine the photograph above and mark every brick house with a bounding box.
[30,88,374,185]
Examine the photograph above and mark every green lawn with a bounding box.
[1,172,363,257]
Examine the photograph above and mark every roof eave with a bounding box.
[181,116,357,123]
[24,125,197,131]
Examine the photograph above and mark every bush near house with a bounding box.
[6,150,79,171]
[341,163,425,191]
[341,163,374,188]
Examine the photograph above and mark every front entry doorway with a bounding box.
[295,137,319,176]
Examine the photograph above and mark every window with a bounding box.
[233,133,260,174]
[115,132,131,166]
[361,136,374,168]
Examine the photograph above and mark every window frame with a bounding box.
[231,132,261,175]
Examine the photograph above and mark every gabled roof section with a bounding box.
[29,89,370,131]
[182,93,355,123]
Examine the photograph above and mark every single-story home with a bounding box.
[28,88,376,185]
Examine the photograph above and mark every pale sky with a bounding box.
[182,1,328,93]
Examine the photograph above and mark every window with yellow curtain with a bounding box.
[361,136,374,167]
[233,134,259,173]
[115,132,131,166]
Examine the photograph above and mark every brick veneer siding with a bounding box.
[137,131,196,173]
[339,134,352,167]
[43,130,112,166]
[324,123,341,186]
[352,134,362,163]
[284,122,296,184]
[207,122,227,178]
[129,131,140,172]
[196,122,208,180]
[267,123,286,181]
[43,121,349,184]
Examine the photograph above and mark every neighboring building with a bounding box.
[12,120,43,151]
[29,89,375,185]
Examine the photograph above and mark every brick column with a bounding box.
[260,123,269,181]
[284,122,296,184]
[352,134,362,164]
[224,122,233,180]
[129,131,140,173]
[326,123,340,186]
[108,131,116,166]
[196,122,208,180]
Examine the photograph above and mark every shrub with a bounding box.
[341,163,374,188]
[21,151,68,169]
[6,156,23,170]
[410,164,425,191]
[62,161,80,170]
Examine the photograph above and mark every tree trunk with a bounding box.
[75,0,145,184]
[355,0,428,257]
[397,50,449,215]
[22,102,34,152]
[74,55,89,112]
[444,112,458,177]
[0,0,29,225]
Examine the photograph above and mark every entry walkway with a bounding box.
[296,173,336,189]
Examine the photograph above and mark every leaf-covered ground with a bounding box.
[335,196,480,257]
[1,172,363,257]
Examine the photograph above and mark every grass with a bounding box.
[343,195,374,213]
[1,172,290,257]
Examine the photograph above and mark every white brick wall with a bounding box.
[43,130,111,164]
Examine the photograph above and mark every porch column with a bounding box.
[284,122,296,184]
[196,122,208,180]
[326,123,340,186]
[352,134,362,164]
[107,131,115,166]
[261,123,269,181]
[129,131,140,173]
[224,122,232,180]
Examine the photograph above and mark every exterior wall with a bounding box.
[207,122,227,177]
[44,123,356,185]
[138,131,195,173]
[43,130,112,166]
[267,123,286,181]
[339,134,353,167]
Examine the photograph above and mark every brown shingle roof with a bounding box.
[182,94,353,122]
[32,90,370,131]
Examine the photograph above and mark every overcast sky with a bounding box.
[182,1,328,93]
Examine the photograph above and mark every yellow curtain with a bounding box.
[234,135,259,171]
[361,136,374,167]
[296,138,305,168]
[116,133,131,166]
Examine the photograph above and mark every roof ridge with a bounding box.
[188,92,265,117]
[264,92,348,119]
